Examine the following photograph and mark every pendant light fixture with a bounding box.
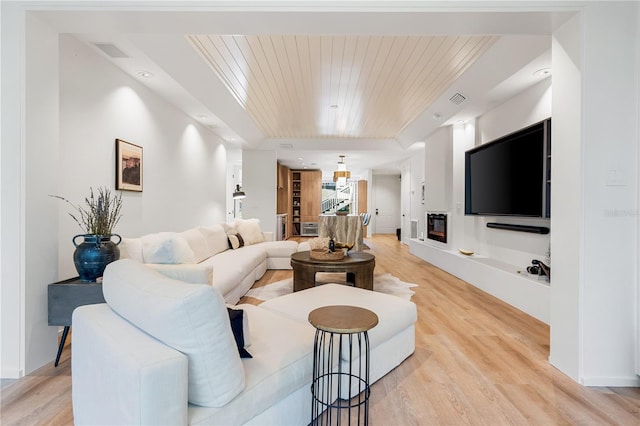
[333,155,351,186]
[232,184,246,199]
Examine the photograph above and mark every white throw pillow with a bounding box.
[220,221,237,234]
[180,228,210,263]
[141,232,196,264]
[103,259,245,407]
[198,225,229,257]
[119,238,144,262]
[236,218,265,246]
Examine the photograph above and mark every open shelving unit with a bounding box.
[291,171,301,236]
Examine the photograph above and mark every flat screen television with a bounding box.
[465,119,551,218]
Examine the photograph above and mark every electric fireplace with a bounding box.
[427,213,448,243]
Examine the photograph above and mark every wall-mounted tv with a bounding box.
[465,118,551,218]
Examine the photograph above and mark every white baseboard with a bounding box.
[1,368,24,379]
[581,375,640,387]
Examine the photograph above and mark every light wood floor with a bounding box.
[2,234,639,425]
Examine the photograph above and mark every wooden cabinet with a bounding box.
[277,163,290,216]
[277,163,291,239]
[300,170,322,222]
[291,169,322,236]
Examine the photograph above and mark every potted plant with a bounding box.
[53,187,123,282]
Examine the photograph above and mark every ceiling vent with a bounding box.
[93,43,130,58]
[449,92,466,105]
[279,143,293,149]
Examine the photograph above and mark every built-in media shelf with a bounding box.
[291,171,301,236]
[409,238,550,324]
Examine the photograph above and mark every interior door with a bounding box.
[372,175,401,235]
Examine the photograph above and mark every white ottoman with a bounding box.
[260,283,417,392]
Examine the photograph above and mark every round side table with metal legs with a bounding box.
[308,305,379,425]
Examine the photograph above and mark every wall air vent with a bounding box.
[449,92,466,105]
[93,43,130,58]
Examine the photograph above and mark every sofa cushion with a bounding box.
[180,228,210,264]
[236,218,265,246]
[202,247,267,296]
[119,237,144,262]
[198,225,229,257]
[102,259,245,407]
[255,240,299,258]
[189,304,316,425]
[141,232,196,264]
[261,283,417,361]
[220,221,237,234]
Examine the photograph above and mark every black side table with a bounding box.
[48,277,105,366]
[308,305,379,425]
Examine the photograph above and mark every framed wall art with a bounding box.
[116,139,143,192]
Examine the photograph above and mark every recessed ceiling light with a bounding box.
[432,113,441,121]
[137,70,154,78]
[297,157,304,161]
[196,114,208,120]
[534,67,552,77]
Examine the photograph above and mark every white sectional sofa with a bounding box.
[72,259,417,425]
[119,218,301,303]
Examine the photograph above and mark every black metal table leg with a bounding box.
[54,326,70,367]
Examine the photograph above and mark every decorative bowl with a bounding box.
[310,248,345,261]
[334,242,354,252]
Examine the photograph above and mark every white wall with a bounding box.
[226,148,242,222]
[57,35,229,279]
[1,2,28,379]
[242,150,277,234]
[472,78,552,268]
[425,126,452,215]
[1,21,231,377]
[24,12,62,376]
[579,3,638,386]
[451,121,477,252]
[1,9,63,377]
[549,2,640,387]
[549,11,583,383]
[422,80,551,268]
[400,146,425,243]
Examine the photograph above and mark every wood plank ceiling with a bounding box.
[187,34,497,140]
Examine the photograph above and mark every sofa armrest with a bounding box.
[262,231,274,242]
[72,304,188,425]
[146,263,213,285]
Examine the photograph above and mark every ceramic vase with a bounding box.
[72,234,121,282]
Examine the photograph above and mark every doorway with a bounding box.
[372,175,401,235]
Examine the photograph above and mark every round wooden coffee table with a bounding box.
[290,251,375,292]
